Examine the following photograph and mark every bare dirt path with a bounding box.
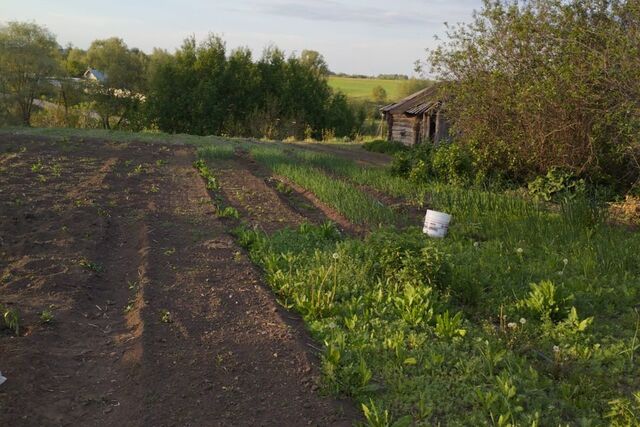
[0,136,356,426]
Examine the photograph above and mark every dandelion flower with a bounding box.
[563,258,569,265]
[519,318,526,325]
[516,248,524,254]
[473,242,479,248]
[332,252,340,260]
[553,345,560,353]
[507,322,517,329]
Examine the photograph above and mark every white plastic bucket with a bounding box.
[423,210,452,238]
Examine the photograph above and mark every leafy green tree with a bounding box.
[300,49,330,76]
[146,35,229,135]
[429,0,640,191]
[192,35,227,135]
[62,45,87,77]
[85,37,147,129]
[0,22,60,125]
[146,48,182,131]
[326,92,359,137]
[222,47,260,135]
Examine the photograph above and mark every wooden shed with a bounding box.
[380,85,450,147]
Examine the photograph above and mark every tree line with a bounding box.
[0,22,362,140]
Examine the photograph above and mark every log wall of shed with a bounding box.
[390,114,419,146]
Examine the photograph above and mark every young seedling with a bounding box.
[51,163,62,177]
[163,247,176,256]
[124,299,136,314]
[218,206,240,219]
[79,258,104,273]
[40,308,54,324]
[31,159,44,173]
[160,309,172,324]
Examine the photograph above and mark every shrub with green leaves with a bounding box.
[391,142,476,186]
[528,167,586,202]
[429,0,640,193]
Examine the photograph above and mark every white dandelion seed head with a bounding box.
[563,258,569,265]
[519,318,526,325]
[473,242,479,248]
[507,322,517,329]
[553,345,560,353]
[332,252,340,260]
[516,248,524,254]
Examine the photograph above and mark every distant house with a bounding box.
[380,85,450,146]
[83,68,106,83]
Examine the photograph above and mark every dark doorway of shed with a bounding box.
[428,115,436,142]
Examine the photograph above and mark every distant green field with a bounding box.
[328,77,406,101]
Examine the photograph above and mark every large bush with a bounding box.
[146,37,361,139]
[391,142,476,186]
[430,0,640,193]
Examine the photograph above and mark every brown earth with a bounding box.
[210,151,363,236]
[0,135,358,426]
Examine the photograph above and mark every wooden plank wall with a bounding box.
[391,114,418,146]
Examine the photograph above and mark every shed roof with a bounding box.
[380,85,442,116]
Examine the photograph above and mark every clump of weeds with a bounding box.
[79,258,104,273]
[218,206,240,219]
[1,305,21,335]
[40,307,55,324]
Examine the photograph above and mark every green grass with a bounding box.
[249,145,397,226]
[328,77,405,101]
[235,146,640,426]
[0,126,235,148]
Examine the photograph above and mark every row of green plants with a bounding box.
[193,157,239,220]
[230,143,640,425]
[249,145,397,226]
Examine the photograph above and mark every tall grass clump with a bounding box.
[197,143,235,161]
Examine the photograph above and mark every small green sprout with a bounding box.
[160,309,172,324]
[40,308,54,324]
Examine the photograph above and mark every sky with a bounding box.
[0,0,482,76]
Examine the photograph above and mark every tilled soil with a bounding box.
[211,152,362,236]
[0,136,356,426]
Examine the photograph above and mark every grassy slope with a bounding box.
[237,144,640,426]
[5,127,640,425]
[328,77,405,101]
